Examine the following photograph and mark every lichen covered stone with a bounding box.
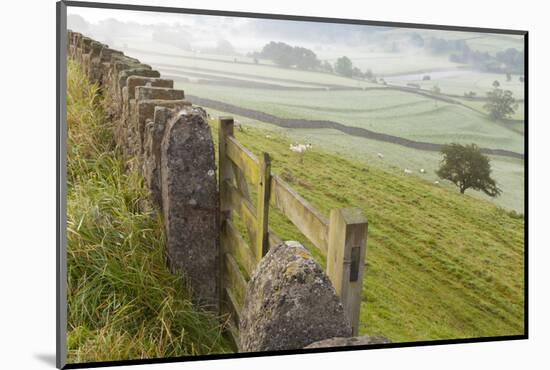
[239,241,352,352]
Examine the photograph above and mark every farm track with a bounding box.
[187,95,524,160]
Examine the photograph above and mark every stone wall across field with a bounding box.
[68,30,220,312]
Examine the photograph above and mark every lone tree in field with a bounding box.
[484,88,518,120]
[436,143,501,196]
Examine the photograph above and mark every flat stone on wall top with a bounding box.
[118,69,161,95]
[89,41,104,57]
[135,86,185,101]
[99,47,124,63]
[126,76,174,100]
[239,241,352,352]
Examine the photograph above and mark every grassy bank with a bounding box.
[66,60,231,363]
[206,109,524,343]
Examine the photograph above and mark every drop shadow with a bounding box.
[34,353,57,367]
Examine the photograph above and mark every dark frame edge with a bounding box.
[62,334,528,369]
[57,1,68,369]
[523,31,529,339]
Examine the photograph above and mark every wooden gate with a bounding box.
[216,117,368,342]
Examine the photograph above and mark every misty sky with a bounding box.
[67,6,523,61]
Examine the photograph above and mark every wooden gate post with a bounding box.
[218,117,234,316]
[256,152,271,260]
[218,117,234,217]
[326,208,368,336]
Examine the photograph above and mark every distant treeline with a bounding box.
[250,41,376,81]
[420,35,524,74]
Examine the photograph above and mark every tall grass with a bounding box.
[66,60,231,363]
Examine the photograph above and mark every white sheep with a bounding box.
[404,169,412,174]
[377,152,384,159]
[289,143,308,153]
[420,168,426,174]
[290,143,313,152]
[434,180,440,185]
[289,143,312,163]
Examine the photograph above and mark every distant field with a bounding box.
[177,82,524,154]
[320,50,465,75]
[457,98,525,122]
[115,36,277,65]
[124,47,378,88]
[385,70,525,100]
[466,34,525,55]
[384,29,524,56]
[204,107,524,212]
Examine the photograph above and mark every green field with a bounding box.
[173,76,524,212]
[385,28,524,56]
[206,117,524,342]
[320,50,465,75]
[385,70,524,98]
[125,47,378,88]
[178,83,523,153]
[204,106,524,212]
[458,97,525,122]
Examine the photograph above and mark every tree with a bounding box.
[484,88,518,120]
[292,46,320,70]
[436,143,501,196]
[260,41,295,67]
[335,56,353,77]
[258,41,320,69]
[492,80,500,88]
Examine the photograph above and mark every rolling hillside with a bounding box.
[206,113,524,342]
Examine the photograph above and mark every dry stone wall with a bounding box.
[68,31,219,312]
